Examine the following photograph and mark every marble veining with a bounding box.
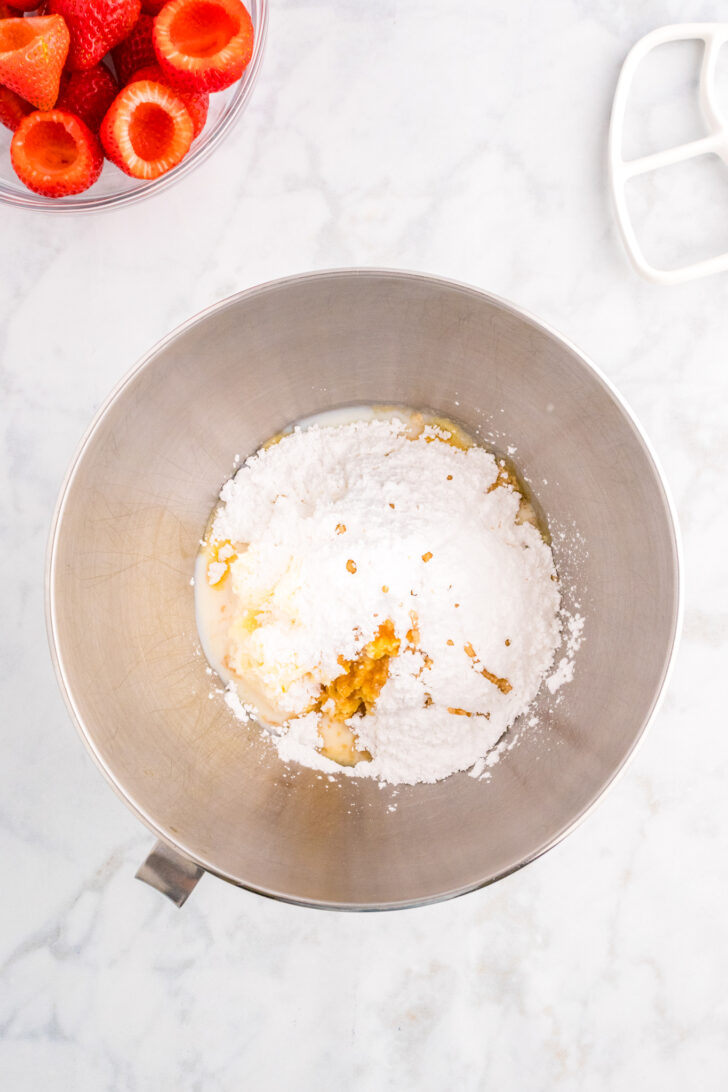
[2,1,727,1088]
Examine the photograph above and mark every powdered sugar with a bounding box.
[546,657,575,693]
[545,608,585,694]
[207,561,227,586]
[198,415,567,784]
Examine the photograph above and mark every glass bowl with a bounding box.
[0,0,267,212]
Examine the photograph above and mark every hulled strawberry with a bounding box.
[11,107,103,195]
[100,78,193,179]
[0,15,69,110]
[47,0,141,70]
[153,0,253,93]
[128,62,207,137]
[56,62,118,132]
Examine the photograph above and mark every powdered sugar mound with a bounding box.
[206,417,565,785]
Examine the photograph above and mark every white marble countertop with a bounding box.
[2,1,727,1088]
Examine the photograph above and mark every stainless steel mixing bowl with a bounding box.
[46,270,682,910]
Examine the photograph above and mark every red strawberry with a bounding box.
[47,0,141,71]
[0,16,69,110]
[140,0,164,12]
[0,2,26,15]
[110,12,154,84]
[11,107,103,195]
[130,62,207,137]
[56,62,117,132]
[153,0,253,93]
[4,0,40,12]
[0,83,33,129]
[100,79,193,179]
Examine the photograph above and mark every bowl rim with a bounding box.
[45,268,684,911]
[0,0,268,214]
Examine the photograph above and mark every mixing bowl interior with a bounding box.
[48,271,680,908]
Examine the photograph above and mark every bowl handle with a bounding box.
[135,840,204,907]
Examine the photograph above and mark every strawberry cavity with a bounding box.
[153,0,254,93]
[11,108,103,196]
[128,61,208,136]
[100,78,193,179]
